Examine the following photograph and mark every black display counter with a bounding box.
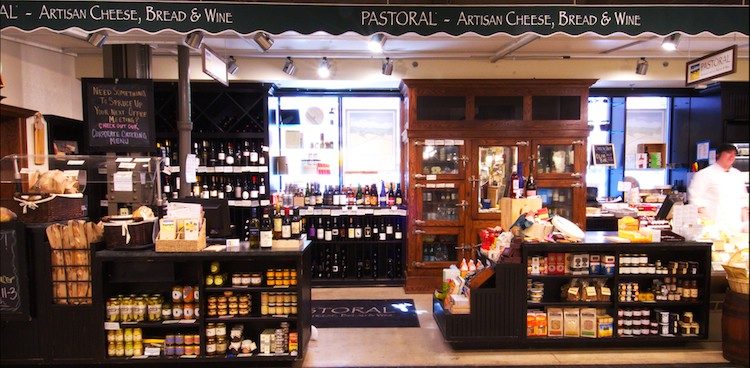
[434,231,713,348]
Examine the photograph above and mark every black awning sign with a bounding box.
[1,2,747,37]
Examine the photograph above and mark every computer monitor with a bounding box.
[655,194,683,221]
[171,198,232,238]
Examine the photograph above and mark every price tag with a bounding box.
[601,287,611,296]
[144,347,161,356]
[115,157,133,162]
[425,139,435,146]
[113,171,133,192]
[455,140,464,146]
[196,166,207,173]
[356,209,365,216]
[118,162,137,169]
[250,200,260,207]
[434,139,445,145]
[260,200,271,206]
[134,157,151,163]
[66,160,85,166]
[180,319,196,324]
[227,200,237,207]
[259,166,268,173]
[104,322,120,330]
[62,170,79,177]
[426,175,437,181]
[365,209,374,215]
[426,183,436,188]
[445,183,455,188]
[397,209,407,216]
[233,167,243,173]
[586,286,597,297]
[249,166,260,173]
[445,139,454,145]
[321,209,331,215]
[330,209,341,216]
[100,200,108,207]
[20,168,34,174]
[206,167,216,173]
[568,287,579,296]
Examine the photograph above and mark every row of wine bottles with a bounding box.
[281,181,404,207]
[157,138,268,168]
[312,243,403,280]
[241,206,406,245]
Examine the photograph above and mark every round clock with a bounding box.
[305,106,325,125]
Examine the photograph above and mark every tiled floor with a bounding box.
[303,287,731,367]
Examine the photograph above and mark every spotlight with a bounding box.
[185,31,204,49]
[382,57,394,75]
[282,57,296,76]
[87,31,108,47]
[226,56,239,75]
[635,57,649,75]
[318,57,331,78]
[253,32,274,52]
[661,33,681,51]
[368,34,386,53]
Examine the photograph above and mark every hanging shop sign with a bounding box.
[1,1,747,37]
[685,46,738,86]
[202,45,228,87]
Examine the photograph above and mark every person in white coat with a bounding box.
[688,143,749,232]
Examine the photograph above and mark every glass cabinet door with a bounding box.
[538,185,585,228]
[414,140,466,180]
[535,139,585,179]
[414,182,465,226]
[413,227,466,267]
[470,141,522,219]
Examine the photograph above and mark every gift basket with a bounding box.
[14,169,84,223]
[102,206,157,250]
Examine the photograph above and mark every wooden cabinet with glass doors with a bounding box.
[400,79,595,293]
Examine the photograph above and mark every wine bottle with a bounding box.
[394,219,403,240]
[385,216,394,239]
[291,208,301,238]
[363,185,371,206]
[250,176,259,199]
[201,179,210,199]
[225,141,235,166]
[509,166,520,198]
[378,217,387,241]
[379,181,387,207]
[217,141,226,166]
[324,217,332,241]
[250,142,259,165]
[333,186,341,206]
[316,217,325,240]
[525,161,537,197]
[332,249,339,277]
[207,141,217,167]
[331,216,340,239]
[315,183,323,206]
[241,140,251,166]
[347,216,356,239]
[340,247,348,279]
[308,215,317,239]
[281,206,292,239]
[355,184,363,205]
[395,183,403,205]
[209,176,218,198]
[363,215,372,238]
[259,207,273,248]
[248,207,261,249]
[370,184,378,206]
[354,216,363,239]
[273,205,283,240]
[387,183,395,206]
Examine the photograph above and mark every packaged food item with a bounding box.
[563,308,580,337]
[580,308,597,338]
[547,308,564,337]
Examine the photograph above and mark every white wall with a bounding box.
[1,38,83,120]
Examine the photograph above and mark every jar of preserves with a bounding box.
[147,295,162,321]
[161,301,173,320]
[205,274,215,286]
[107,330,116,343]
[132,328,142,342]
[106,297,120,322]
[182,285,194,303]
[250,273,262,286]
[107,343,116,357]
[124,328,133,343]
[172,303,183,320]
[216,337,228,355]
[290,270,298,285]
[119,297,133,322]
[115,342,125,357]
[175,333,184,345]
[266,269,275,285]
[183,303,195,319]
[232,273,242,286]
[165,345,175,356]
[133,296,147,322]
[165,334,175,346]
[124,341,134,357]
[213,273,226,287]
[210,261,220,274]
[115,329,124,342]
[172,286,183,303]
[175,345,185,356]
[133,342,143,357]
[242,273,252,286]
[193,286,200,302]
[216,323,227,337]
[206,337,217,356]
[206,323,216,338]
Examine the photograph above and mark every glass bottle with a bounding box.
[248,207,260,249]
[281,206,292,239]
[259,207,273,248]
[395,183,403,205]
[525,161,537,197]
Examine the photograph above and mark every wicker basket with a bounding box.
[103,218,156,250]
[14,193,84,223]
[155,221,206,253]
[723,248,749,295]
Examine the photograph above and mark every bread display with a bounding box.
[30,169,79,194]
[46,220,101,305]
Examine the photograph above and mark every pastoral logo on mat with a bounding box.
[312,302,414,318]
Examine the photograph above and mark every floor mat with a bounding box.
[311,299,420,328]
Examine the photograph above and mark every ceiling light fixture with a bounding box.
[490,34,540,62]
[635,57,649,75]
[318,57,331,78]
[253,32,274,52]
[185,31,204,49]
[368,34,386,53]
[226,56,239,75]
[382,57,394,75]
[282,57,296,76]
[87,31,108,48]
[661,33,681,51]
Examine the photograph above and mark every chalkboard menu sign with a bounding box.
[83,78,155,153]
[1,221,29,320]
[592,144,616,166]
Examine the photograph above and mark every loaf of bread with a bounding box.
[30,169,78,194]
[0,207,17,222]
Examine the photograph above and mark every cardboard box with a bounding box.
[259,329,276,355]
[580,308,597,338]
[563,308,580,337]
[499,197,543,232]
[547,308,564,337]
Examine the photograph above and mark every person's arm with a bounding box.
[687,170,709,214]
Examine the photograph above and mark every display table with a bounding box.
[434,231,712,348]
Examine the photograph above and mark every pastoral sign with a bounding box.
[83,78,155,153]
[685,45,738,86]
[1,1,748,37]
